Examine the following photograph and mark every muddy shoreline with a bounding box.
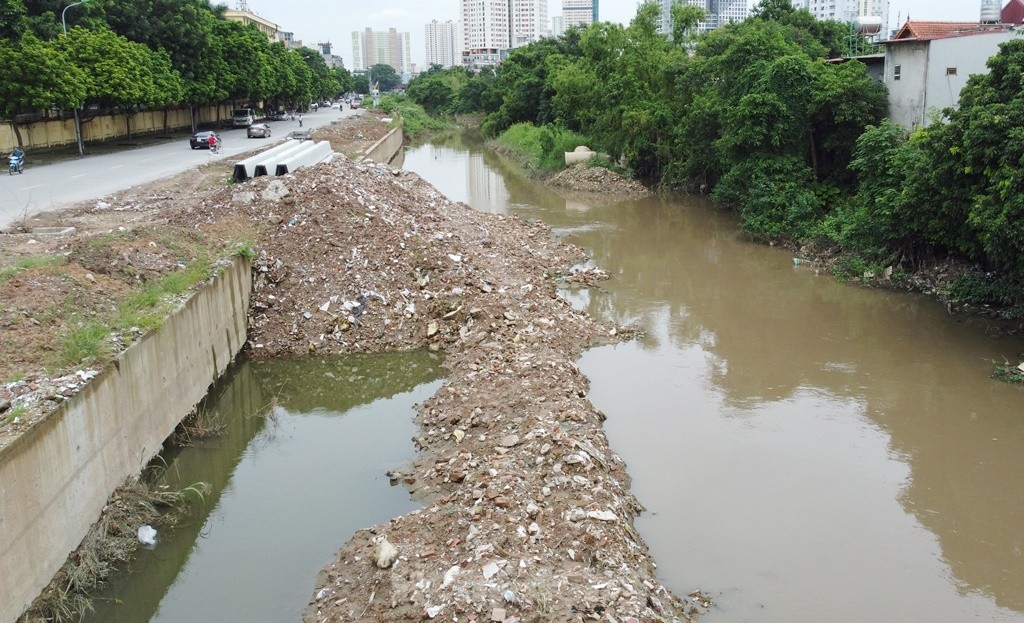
[2,115,706,621]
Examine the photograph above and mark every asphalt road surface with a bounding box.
[1,107,353,229]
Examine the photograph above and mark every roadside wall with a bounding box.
[0,257,252,623]
[361,126,404,164]
[0,104,235,153]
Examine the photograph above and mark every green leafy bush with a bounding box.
[712,157,823,240]
[496,122,594,173]
[947,274,1022,307]
[377,94,450,138]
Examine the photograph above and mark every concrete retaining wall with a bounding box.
[1,104,235,153]
[361,126,404,164]
[0,257,252,623]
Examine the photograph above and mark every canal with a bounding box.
[82,353,443,622]
[83,133,1024,623]
[403,134,1024,623]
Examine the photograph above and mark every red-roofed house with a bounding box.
[883,20,1021,128]
[1004,0,1024,25]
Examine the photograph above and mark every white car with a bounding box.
[247,123,271,138]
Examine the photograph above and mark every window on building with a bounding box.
[946,67,957,76]
[894,64,901,80]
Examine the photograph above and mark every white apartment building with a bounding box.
[426,20,462,68]
[551,15,565,36]
[512,0,550,47]
[658,0,748,35]
[563,0,595,29]
[801,0,889,28]
[351,28,412,74]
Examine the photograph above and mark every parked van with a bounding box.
[232,108,256,127]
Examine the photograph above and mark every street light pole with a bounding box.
[62,0,89,156]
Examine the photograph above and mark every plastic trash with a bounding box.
[137,524,157,548]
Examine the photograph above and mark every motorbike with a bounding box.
[9,152,25,175]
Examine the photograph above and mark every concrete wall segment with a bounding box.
[0,257,252,623]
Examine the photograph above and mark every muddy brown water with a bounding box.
[403,135,1024,622]
[80,353,443,622]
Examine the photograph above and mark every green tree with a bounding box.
[942,39,1024,278]
[296,46,334,99]
[0,33,86,144]
[0,0,28,38]
[58,27,161,141]
[368,63,401,92]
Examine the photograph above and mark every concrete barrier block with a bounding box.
[274,142,333,176]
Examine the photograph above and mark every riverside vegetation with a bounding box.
[404,0,1024,317]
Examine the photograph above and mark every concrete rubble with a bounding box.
[163,156,709,621]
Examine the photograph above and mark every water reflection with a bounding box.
[83,352,444,623]
[404,139,1024,622]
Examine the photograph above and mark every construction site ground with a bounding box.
[0,112,708,622]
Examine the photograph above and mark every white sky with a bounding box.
[251,0,982,69]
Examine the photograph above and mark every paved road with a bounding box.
[1,107,354,229]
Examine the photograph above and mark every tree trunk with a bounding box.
[125,114,133,143]
[163,108,169,135]
[10,121,24,148]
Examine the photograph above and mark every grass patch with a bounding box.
[55,258,214,368]
[0,254,67,285]
[377,94,452,138]
[4,403,27,426]
[61,323,112,366]
[496,123,595,174]
[115,258,212,332]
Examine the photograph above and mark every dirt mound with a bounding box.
[548,164,651,195]
[311,111,394,159]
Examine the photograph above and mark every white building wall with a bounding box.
[884,31,1018,128]
[461,0,511,65]
[563,0,594,30]
[802,0,888,27]
[426,20,462,68]
[351,32,364,71]
[551,15,565,36]
[512,0,549,47]
[351,29,412,73]
[658,0,748,35]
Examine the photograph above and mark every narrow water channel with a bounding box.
[402,135,1024,622]
[82,353,443,622]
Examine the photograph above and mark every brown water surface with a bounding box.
[404,136,1024,623]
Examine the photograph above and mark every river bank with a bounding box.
[1,116,706,621]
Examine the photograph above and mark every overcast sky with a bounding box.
[251,0,984,69]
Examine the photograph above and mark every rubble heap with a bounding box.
[548,165,651,196]
[168,159,702,622]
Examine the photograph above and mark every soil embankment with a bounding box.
[1,117,707,622]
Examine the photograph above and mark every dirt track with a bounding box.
[1,114,708,622]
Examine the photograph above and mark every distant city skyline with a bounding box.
[249,0,982,69]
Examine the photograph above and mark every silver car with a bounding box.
[247,123,271,138]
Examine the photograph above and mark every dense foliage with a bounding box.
[0,0,354,136]
[406,0,1024,292]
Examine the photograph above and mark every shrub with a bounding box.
[496,122,594,173]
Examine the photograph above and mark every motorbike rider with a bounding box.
[10,147,24,164]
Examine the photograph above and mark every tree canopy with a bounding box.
[0,0,347,129]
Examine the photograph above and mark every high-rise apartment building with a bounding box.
[800,0,888,28]
[657,0,747,35]
[512,0,549,47]
[426,20,462,68]
[460,0,510,66]
[562,0,595,30]
[551,15,565,36]
[351,28,412,74]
